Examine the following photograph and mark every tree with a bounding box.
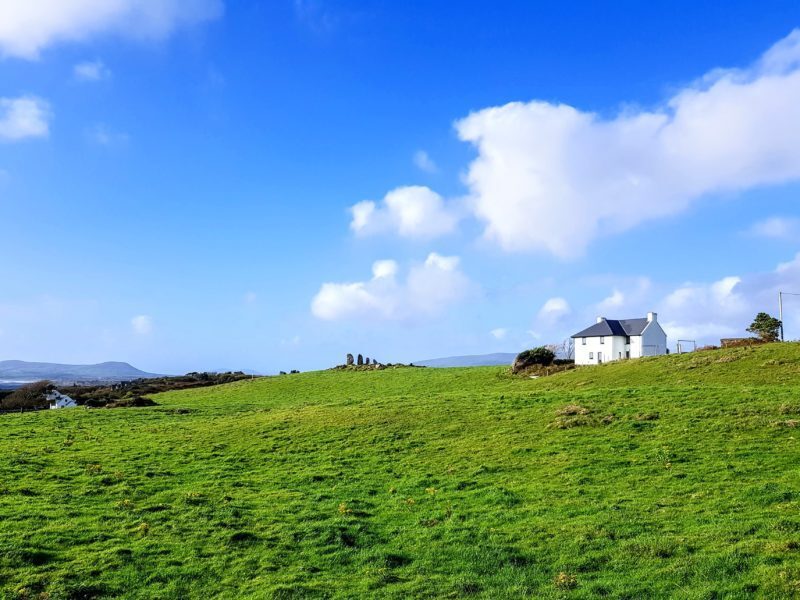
[2,381,52,410]
[547,338,575,360]
[747,312,782,342]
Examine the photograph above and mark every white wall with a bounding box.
[575,335,628,365]
[641,320,668,356]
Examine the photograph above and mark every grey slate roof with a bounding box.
[571,318,649,339]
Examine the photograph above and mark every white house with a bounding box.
[47,389,77,409]
[571,312,667,366]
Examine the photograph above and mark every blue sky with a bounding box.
[2,1,800,374]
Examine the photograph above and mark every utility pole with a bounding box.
[778,291,800,341]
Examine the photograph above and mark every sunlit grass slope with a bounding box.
[3,344,800,598]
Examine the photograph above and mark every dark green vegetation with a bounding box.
[2,344,800,598]
[63,372,257,408]
[748,312,783,343]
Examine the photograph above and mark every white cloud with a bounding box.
[87,124,128,146]
[594,277,652,315]
[448,29,800,258]
[413,150,438,173]
[281,335,301,346]
[350,185,460,239]
[598,289,625,311]
[0,96,50,141]
[0,0,223,60]
[537,297,571,324]
[658,255,800,341]
[73,59,110,81]
[311,253,472,322]
[490,327,508,340]
[371,259,398,279]
[131,314,153,335]
[747,216,800,239]
[294,0,338,34]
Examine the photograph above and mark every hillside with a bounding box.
[0,360,160,384]
[2,343,800,598]
[415,352,518,368]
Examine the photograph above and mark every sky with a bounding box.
[3,1,800,374]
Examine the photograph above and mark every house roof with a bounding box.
[571,318,650,338]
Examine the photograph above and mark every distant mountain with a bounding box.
[0,360,161,385]
[414,353,519,368]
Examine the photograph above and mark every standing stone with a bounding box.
[346,353,354,366]
[357,354,364,366]
[365,357,370,365]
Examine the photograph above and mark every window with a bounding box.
[625,336,631,344]
[619,352,622,359]
[626,351,630,359]
[589,352,594,359]
[582,337,586,345]
[600,336,605,344]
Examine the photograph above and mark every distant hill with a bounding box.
[0,360,161,385]
[414,352,518,368]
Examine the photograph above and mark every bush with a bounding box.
[512,347,555,374]
[2,381,52,410]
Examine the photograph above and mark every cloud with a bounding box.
[747,216,800,239]
[281,335,301,347]
[0,96,50,141]
[294,0,338,34]
[0,0,223,60]
[131,314,153,335]
[594,277,652,315]
[350,186,460,239]
[73,59,110,81]
[446,29,800,258]
[598,289,625,311]
[657,254,800,341]
[490,328,508,340]
[413,150,438,173]
[86,124,129,146]
[311,253,472,322]
[537,297,571,324]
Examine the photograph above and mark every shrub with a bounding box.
[512,347,555,373]
[1,381,52,410]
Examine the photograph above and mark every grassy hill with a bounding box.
[2,344,800,598]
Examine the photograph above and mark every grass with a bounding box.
[2,343,800,598]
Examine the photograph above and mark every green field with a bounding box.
[3,344,800,599]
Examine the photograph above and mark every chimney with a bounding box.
[647,312,657,322]
[596,316,605,324]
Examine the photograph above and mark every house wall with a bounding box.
[630,335,643,358]
[575,335,628,365]
[641,320,668,356]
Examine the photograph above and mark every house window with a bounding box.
[619,352,622,359]
[626,351,630,359]
[582,337,586,345]
[600,336,605,344]
[589,352,594,359]
[626,336,631,344]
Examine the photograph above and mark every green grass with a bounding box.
[3,343,800,598]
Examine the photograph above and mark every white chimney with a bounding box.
[647,312,657,322]
[597,316,605,323]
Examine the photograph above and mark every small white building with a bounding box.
[571,312,667,366]
[47,389,77,409]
